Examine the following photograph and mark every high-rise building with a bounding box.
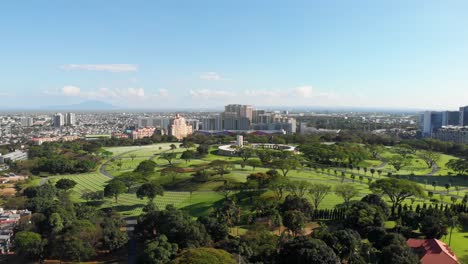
[420,111,443,137]
[224,104,253,121]
[137,117,170,129]
[460,106,468,126]
[169,114,193,140]
[187,119,200,131]
[53,113,65,128]
[20,117,34,127]
[441,111,460,127]
[200,116,223,130]
[65,113,76,126]
[222,115,251,130]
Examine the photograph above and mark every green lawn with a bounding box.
[442,228,468,263]
[48,172,190,216]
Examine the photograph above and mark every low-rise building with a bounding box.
[0,150,28,164]
[130,127,156,140]
[407,238,459,264]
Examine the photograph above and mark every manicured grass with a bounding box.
[48,172,190,216]
[442,228,468,263]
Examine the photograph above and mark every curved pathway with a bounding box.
[100,149,141,179]
[425,163,439,176]
[373,156,387,169]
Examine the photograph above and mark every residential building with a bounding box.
[442,111,460,127]
[66,112,76,126]
[20,117,34,127]
[222,115,251,130]
[407,238,459,264]
[169,114,193,140]
[432,127,468,144]
[137,117,170,129]
[53,113,65,127]
[187,119,200,131]
[130,127,156,140]
[460,106,468,126]
[420,111,443,137]
[224,104,253,121]
[200,116,223,130]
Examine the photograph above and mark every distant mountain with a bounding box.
[44,100,118,110]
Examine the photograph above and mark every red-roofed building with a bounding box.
[407,238,459,264]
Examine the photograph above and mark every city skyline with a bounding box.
[1,1,468,110]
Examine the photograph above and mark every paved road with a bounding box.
[373,156,387,169]
[425,163,439,176]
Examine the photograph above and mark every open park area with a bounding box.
[38,141,468,262]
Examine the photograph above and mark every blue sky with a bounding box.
[1,0,468,110]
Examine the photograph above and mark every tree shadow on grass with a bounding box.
[183,199,225,217]
[401,175,468,188]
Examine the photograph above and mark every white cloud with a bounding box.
[190,89,236,99]
[293,86,314,98]
[244,89,286,98]
[60,64,138,72]
[157,89,169,97]
[199,72,227,81]
[62,85,81,96]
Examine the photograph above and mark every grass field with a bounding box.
[42,142,468,260]
[48,172,190,216]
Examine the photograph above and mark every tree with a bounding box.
[368,144,384,159]
[269,176,290,200]
[159,152,177,166]
[322,229,362,263]
[420,209,449,239]
[283,210,307,236]
[335,184,359,209]
[55,178,77,191]
[140,235,178,264]
[101,210,129,251]
[388,155,410,173]
[370,178,425,214]
[308,183,331,209]
[447,159,468,175]
[215,182,239,200]
[160,167,185,183]
[116,159,123,170]
[241,224,278,263]
[104,180,127,202]
[379,243,419,264]
[170,144,177,150]
[419,150,441,169]
[180,141,195,149]
[344,201,386,235]
[246,159,262,170]
[137,182,164,202]
[198,216,229,242]
[210,160,233,178]
[238,148,254,163]
[130,153,137,161]
[445,183,451,194]
[271,157,300,177]
[279,236,340,264]
[118,172,141,192]
[14,231,45,260]
[136,205,209,248]
[180,150,194,163]
[287,180,311,198]
[280,195,313,217]
[173,248,236,264]
[135,160,157,176]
